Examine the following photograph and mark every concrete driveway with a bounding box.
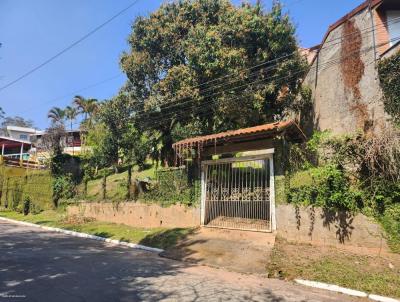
[0,220,362,302]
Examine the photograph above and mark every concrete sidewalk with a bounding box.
[0,220,362,301]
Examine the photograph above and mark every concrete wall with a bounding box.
[67,202,200,228]
[303,7,391,136]
[67,201,389,254]
[276,204,389,255]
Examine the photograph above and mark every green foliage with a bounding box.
[378,203,400,253]
[143,167,200,206]
[52,174,76,207]
[287,165,362,212]
[0,169,53,212]
[23,196,31,216]
[378,50,400,124]
[121,0,306,164]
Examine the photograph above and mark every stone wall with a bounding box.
[276,204,389,255]
[67,202,200,228]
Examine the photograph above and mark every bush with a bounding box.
[287,165,362,212]
[52,174,76,207]
[378,50,400,124]
[23,196,31,216]
[379,203,400,253]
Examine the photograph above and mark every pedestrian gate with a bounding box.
[201,154,275,232]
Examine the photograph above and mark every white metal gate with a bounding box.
[201,154,275,232]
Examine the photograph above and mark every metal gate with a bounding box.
[201,154,274,232]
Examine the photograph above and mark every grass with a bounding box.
[0,209,192,250]
[267,237,400,298]
[83,164,157,201]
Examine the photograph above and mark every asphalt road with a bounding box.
[0,220,362,302]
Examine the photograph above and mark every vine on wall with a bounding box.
[378,50,400,125]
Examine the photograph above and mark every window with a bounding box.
[387,10,400,46]
[19,134,28,140]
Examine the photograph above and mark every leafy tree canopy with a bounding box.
[1,116,35,135]
[120,0,305,164]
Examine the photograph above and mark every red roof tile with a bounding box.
[173,120,305,148]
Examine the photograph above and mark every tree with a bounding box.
[121,0,306,165]
[40,124,66,157]
[47,107,65,125]
[73,95,98,124]
[0,116,35,135]
[64,106,78,131]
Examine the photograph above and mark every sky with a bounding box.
[0,0,365,130]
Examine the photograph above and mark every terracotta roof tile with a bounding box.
[173,120,304,148]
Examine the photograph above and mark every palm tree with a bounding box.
[64,106,78,155]
[64,106,78,131]
[47,107,65,125]
[73,95,98,121]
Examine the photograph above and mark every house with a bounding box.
[173,120,305,232]
[301,0,400,135]
[6,125,39,141]
[30,129,84,157]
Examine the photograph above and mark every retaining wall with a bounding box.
[67,202,200,228]
[276,204,389,254]
[67,202,389,254]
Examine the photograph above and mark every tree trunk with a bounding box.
[126,165,132,200]
[84,178,88,197]
[102,172,107,200]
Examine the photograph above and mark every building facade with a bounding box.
[302,0,400,136]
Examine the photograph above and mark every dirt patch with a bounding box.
[161,227,275,274]
[267,236,400,298]
[62,214,96,225]
[340,19,365,100]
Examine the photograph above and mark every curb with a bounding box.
[295,279,399,302]
[0,216,164,254]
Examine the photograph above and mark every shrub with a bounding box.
[52,174,76,207]
[378,50,400,124]
[287,165,362,212]
[23,196,31,216]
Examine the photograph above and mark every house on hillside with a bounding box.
[30,129,85,157]
[6,125,40,141]
[301,0,400,135]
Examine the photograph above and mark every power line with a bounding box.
[14,10,400,122]
[129,16,400,117]
[136,36,399,128]
[0,0,141,92]
[20,73,123,115]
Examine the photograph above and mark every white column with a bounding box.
[200,163,207,226]
[20,143,24,161]
[269,155,276,232]
[1,144,4,156]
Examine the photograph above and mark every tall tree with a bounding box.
[73,95,98,122]
[121,0,306,165]
[64,106,78,131]
[47,107,65,125]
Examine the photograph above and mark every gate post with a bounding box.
[200,163,206,225]
[269,155,276,231]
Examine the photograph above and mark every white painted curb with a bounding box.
[295,279,399,302]
[369,295,400,302]
[0,216,164,254]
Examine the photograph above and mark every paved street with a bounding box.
[0,220,362,302]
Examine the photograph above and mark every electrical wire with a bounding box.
[0,0,141,92]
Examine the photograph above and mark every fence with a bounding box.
[0,168,53,212]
